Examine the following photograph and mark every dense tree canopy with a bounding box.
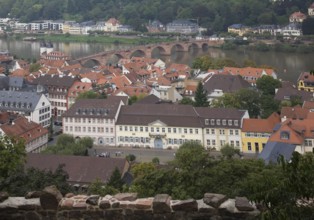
[0,0,312,31]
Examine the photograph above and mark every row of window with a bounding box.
[118,136,150,143]
[49,93,66,99]
[39,107,50,114]
[245,132,271,138]
[65,126,114,133]
[205,119,239,127]
[304,140,313,147]
[39,113,50,121]
[51,101,66,107]
[65,117,114,124]
[0,102,32,109]
[119,126,200,134]
[205,128,239,136]
[168,139,200,145]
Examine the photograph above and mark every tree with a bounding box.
[302,18,314,35]
[107,167,124,191]
[126,154,136,162]
[88,178,119,196]
[246,152,314,219]
[0,136,26,180]
[179,97,194,105]
[256,75,282,96]
[43,134,93,156]
[194,82,209,107]
[220,144,241,159]
[0,165,72,196]
[152,157,160,165]
[76,91,99,100]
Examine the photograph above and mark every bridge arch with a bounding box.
[188,43,199,53]
[81,59,101,68]
[171,43,186,53]
[129,49,146,58]
[201,43,209,51]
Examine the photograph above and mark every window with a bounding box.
[195,129,198,134]
[206,129,209,134]
[119,126,122,131]
[219,129,225,135]
[230,141,234,146]
[168,128,171,133]
[178,128,182,133]
[140,127,143,132]
[235,130,239,136]
[135,127,138,132]
[248,142,252,151]
[110,128,113,133]
[207,139,211,145]
[220,140,225,146]
[222,120,226,126]
[156,127,160,133]
[211,129,215,135]
[173,128,176,133]
[130,126,133,131]
[228,120,232,126]
[162,128,165,133]
[280,131,290,140]
[236,141,240,147]
[216,119,220,125]
[124,126,128,131]
[151,127,154,132]
[212,140,216,146]
[211,119,215,125]
[230,130,233,135]
[145,127,148,132]
[189,129,193,134]
[205,119,209,125]
[234,120,239,126]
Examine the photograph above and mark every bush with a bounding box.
[126,154,136,162]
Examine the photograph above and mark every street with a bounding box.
[90,146,258,164]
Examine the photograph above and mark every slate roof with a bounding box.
[204,74,251,93]
[258,142,296,164]
[274,87,313,102]
[62,96,125,118]
[135,94,160,104]
[32,75,78,88]
[25,153,129,185]
[0,90,44,111]
[116,104,201,127]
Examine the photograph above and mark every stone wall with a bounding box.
[0,186,260,220]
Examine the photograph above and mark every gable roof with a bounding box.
[258,142,296,164]
[242,112,281,132]
[204,74,251,93]
[281,106,310,120]
[32,75,78,88]
[25,153,129,185]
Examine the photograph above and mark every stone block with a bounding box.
[171,199,198,212]
[59,198,74,210]
[197,199,218,215]
[114,193,138,201]
[0,192,9,203]
[135,198,153,210]
[99,200,111,210]
[86,195,100,206]
[40,185,63,210]
[235,197,254,211]
[203,193,227,208]
[153,194,171,214]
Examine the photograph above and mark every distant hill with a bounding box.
[0,0,312,32]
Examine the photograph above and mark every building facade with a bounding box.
[62,96,126,145]
[0,90,51,127]
[297,72,314,92]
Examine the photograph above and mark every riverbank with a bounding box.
[1,33,175,45]
[221,39,314,54]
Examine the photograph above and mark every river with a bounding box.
[0,38,313,83]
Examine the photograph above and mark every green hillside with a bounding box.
[0,0,312,31]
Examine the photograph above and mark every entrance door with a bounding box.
[255,142,259,153]
[154,138,163,149]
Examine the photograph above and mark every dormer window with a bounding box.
[234,120,239,126]
[216,119,220,125]
[228,120,232,126]
[205,119,209,125]
[280,131,290,140]
[222,120,226,126]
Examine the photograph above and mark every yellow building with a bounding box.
[297,72,314,92]
[241,113,280,153]
[228,24,252,36]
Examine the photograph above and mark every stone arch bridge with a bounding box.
[75,40,224,67]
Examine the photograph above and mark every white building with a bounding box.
[62,96,127,145]
[0,91,51,128]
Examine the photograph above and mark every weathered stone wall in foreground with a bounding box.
[0,186,260,220]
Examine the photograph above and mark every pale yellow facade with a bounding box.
[116,120,203,149]
[241,132,270,153]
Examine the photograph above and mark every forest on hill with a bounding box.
[0,0,313,31]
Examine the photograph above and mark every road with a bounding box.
[91,146,258,164]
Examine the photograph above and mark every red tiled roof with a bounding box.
[0,117,48,144]
[290,11,307,19]
[242,112,281,133]
[298,72,314,82]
